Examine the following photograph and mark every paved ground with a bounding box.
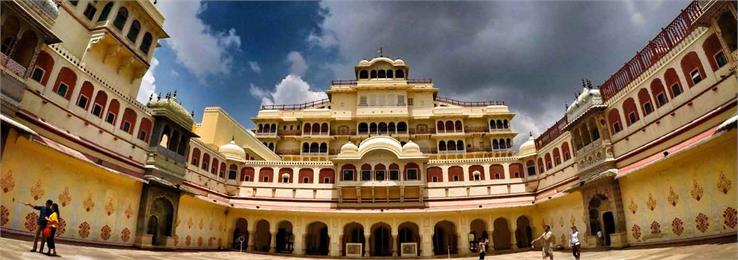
[0,236,735,260]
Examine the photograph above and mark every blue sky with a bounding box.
[141,0,689,146]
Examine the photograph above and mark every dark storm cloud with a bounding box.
[310,0,689,146]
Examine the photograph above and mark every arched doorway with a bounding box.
[515,216,533,248]
[149,197,174,246]
[233,218,249,250]
[343,222,365,256]
[398,222,420,256]
[254,220,271,252]
[470,219,488,253]
[603,212,615,246]
[370,222,392,257]
[305,222,329,256]
[433,221,458,255]
[493,218,511,250]
[588,194,608,246]
[275,221,294,253]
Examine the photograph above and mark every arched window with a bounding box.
[448,166,464,182]
[11,31,37,67]
[455,120,463,132]
[378,122,387,133]
[505,139,511,149]
[259,168,273,182]
[369,122,377,133]
[310,143,319,153]
[120,108,137,134]
[395,69,404,78]
[358,123,368,133]
[113,7,128,30]
[270,124,276,133]
[138,118,152,142]
[397,122,407,132]
[321,123,329,134]
[30,51,54,85]
[503,120,509,129]
[127,20,141,42]
[489,164,504,179]
[378,70,386,78]
[53,67,77,99]
[312,123,319,134]
[490,120,496,129]
[341,164,355,181]
[201,154,210,171]
[389,164,400,181]
[302,142,309,153]
[374,164,386,181]
[140,33,153,54]
[544,153,552,170]
[241,167,255,182]
[537,158,544,173]
[679,51,705,87]
[637,88,654,116]
[438,141,446,151]
[319,143,327,153]
[553,148,561,166]
[492,139,499,149]
[228,165,238,180]
[98,2,113,21]
[219,162,226,178]
[268,142,274,151]
[361,164,372,181]
[447,140,457,151]
[76,82,94,110]
[92,91,108,117]
[387,70,394,78]
[562,142,571,161]
[388,122,396,133]
[665,68,683,98]
[445,121,454,132]
[702,34,728,71]
[105,99,120,125]
[210,158,219,175]
[526,160,536,176]
[457,140,464,151]
[279,168,292,183]
[0,16,19,55]
[190,148,201,166]
[650,79,669,107]
[622,98,639,126]
[496,120,503,129]
[437,121,445,132]
[608,109,623,134]
[359,70,368,79]
[370,70,377,78]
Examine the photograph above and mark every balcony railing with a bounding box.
[465,126,490,133]
[600,1,702,101]
[409,128,436,135]
[331,80,357,85]
[435,96,505,107]
[535,116,568,149]
[0,53,27,77]
[261,98,330,111]
[277,130,302,136]
[407,79,433,84]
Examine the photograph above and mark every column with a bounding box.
[462,164,470,184]
[482,163,492,181]
[254,166,262,182]
[458,224,470,256]
[441,165,449,183]
[293,231,305,256]
[421,229,434,257]
[510,222,518,249]
[273,167,279,184]
[364,231,371,257]
[502,163,510,180]
[293,167,300,184]
[487,228,495,252]
[269,225,277,253]
[312,167,321,184]
[329,232,341,257]
[247,231,256,252]
[391,226,399,257]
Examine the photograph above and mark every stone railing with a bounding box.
[0,52,27,77]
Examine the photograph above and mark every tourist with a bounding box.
[531,225,554,260]
[25,200,52,253]
[478,238,489,260]
[44,203,60,256]
[570,226,581,260]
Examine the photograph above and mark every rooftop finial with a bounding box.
[529,131,533,137]
[173,90,177,98]
[231,136,235,142]
[586,79,593,89]
[377,47,383,57]
[581,78,586,89]
[148,93,153,102]
[157,92,161,101]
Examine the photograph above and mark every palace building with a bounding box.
[0,0,736,258]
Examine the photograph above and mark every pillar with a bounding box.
[329,232,341,257]
[293,167,300,184]
[312,167,320,184]
[441,165,449,183]
[502,163,510,179]
[462,165,470,184]
[364,231,371,257]
[247,231,256,252]
[269,224,277,253]
[391,226,399,257]
[421,229,434,257]
[293,232,305,256]
[459,224,470,256]
[272,167,279,184]
[510,222,518,249]
[487,228,495,251]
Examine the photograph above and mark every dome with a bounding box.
[147,97,194,129]
[393,59,406,66]
[402,140,420,154]
[358,59,370,66]
[518,135,537,157]
[340,141,358,154]
[219,138,246,161]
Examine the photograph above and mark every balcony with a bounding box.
[465,126,489,133]
[1,68,26,113]
[0,53,27,78]
[435,96,505,107]
[12,0,59,29]
[261,98,330,111]
[277,129,302,136]
[409,128,436,135]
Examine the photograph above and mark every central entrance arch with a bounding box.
[398,222,420,256]
[433,220,458,255]
[370,222,392,257]
[232,218,248,250]
[493,218,511,250]
[515,216,533,248]
[343,222,365,256]
[305,221,329,256]
[470,219,489,252]
[253,220,271,252]
[275,221,294,253]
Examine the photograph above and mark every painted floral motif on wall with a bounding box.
[650,221,661,234]
[631,224,641,240]
[124,203,133,219]
[208,237,214,247]
[646,193,657,211]
[0,205,9,226]
[186,235,191,246]
[105,198,115,216]
[175,218,180,228]
[121,227,131,242]
[198,218,204,230]
[717,172,731,194]
[78,221,91,238]
[197,236,203,247]
[667,187,679,207]
[1,170,14,193]
[628,199,638,214]
[100,225,112,240]
[58,187,71,207]
[30,179,44,201]
[690,180,703,201]
[187,217,193,229]
[210,219,214,230]
[24,212,38,231]
[723,207,737,229]
[57,217,66,237]
[173,234,179,246]
[671,218,684,236]
[559,234,566,246]
[83,194,95,212]
[695,213,709,233]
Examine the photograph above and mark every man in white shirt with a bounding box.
[570,226,581,260]
[531,225,554,260]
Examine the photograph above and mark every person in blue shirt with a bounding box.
[25,199,52,253]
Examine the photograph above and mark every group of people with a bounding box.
[25,200,60,256]
[476,225,581,260]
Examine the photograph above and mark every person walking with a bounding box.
[570,226,581,260]
[531,225,554,260]
[44,203,60,256]
[478,238,489,260]
[25,200,52,253]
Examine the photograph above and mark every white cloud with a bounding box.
[287,51,308,76]
[158,0,242,80]
[136,57,159,104]
[250,75,327,105]
[248,61,262,73]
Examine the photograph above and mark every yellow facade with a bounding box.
[1,0,736,258]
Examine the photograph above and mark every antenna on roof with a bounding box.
[377,47,383,57]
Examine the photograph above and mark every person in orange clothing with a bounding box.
[44,203,60,256]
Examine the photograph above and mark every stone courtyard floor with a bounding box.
[0,236,736,260]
